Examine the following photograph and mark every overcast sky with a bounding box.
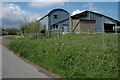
[1,0,119,29]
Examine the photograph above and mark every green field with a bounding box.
[8,34,118,78]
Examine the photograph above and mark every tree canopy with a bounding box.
[20,20,45,33]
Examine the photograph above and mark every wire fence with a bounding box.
[21,29,119,63]
[22,31,118,55]
[22,29,119,39]
[23,33,49,39]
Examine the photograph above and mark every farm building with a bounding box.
[38,9,70,34]
[71,11,120,33]
[38,9,120,34]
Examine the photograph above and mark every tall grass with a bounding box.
[8,34,118,78]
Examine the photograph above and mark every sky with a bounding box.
[1,1,120,29]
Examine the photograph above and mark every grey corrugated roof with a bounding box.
[71,11,120,25]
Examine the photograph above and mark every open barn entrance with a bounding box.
[104,23,115,33]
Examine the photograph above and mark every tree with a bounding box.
[20,20,46,38]
[2,28,19,35]
[27,20,40,33]
[21,20,46,33]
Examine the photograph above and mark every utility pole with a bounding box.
[69,0,72,33]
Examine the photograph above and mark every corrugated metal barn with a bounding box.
[38,9,70,34]
[38,9,120,34]
[71,11,120,33]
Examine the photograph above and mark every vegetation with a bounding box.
[2,28,20,35]
[8,34,118,78]
[20,20,46,38]
[117,28,120,33]
[21,20,45,33]
[20,20,40,33]
[2,20,45,37]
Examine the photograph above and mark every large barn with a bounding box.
[38,9,120,34]
[71,11,120,34]
[38,9,70,34]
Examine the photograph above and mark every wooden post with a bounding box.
[47,29,50,38]
[115,23,117,34]
[57,26,60,39]
[21,31,24,38]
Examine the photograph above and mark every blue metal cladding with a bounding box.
[48,9,69,34]
[104,17,117,24]
[39,9,69,34]
[79,16,88,20]
[90,12,119,33]
[90,12,104,33]
[40,16,48,30]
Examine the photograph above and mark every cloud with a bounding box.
[28,0,69,8]
[83,3,94,7]
[83,3,104,13]
[2,2,41,28]
[28,2,64,8]
[71,9,85,16]
[71,3,105,16]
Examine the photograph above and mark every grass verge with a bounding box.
[8,34,118,78]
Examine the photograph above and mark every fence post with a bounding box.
[48,30,50,38]
[57,28,59,39]
[115,23,117,34]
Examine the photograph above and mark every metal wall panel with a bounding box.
[104,17,117,24]
[79,16,88,20]
[90,12,104,33]
[40,16,48,30]
[48,10,69,25]
[48,10,69,34]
